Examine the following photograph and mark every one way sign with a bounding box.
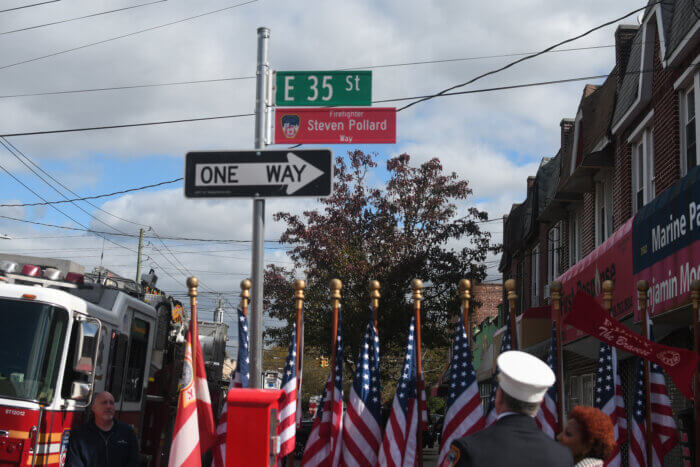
[184,149,333,198]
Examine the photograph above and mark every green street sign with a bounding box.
[275,70,371,107]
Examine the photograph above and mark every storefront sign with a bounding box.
[633,166,700,319]
[274,107,396,144]
[565,292,699,400]
[556,217,635,343]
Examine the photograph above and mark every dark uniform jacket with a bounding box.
[448,413,573,467]
[65,419,140,467]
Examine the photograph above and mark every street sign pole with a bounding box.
[251,26,269,389]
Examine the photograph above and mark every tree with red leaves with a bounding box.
[264,150,495,386]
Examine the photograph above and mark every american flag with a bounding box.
[301,312,344,467]
[341,318,382,466]
[437,319,485,466]
[535,324,558,438]
[378,316,421,467]
[168,328,217,467]
[628,326,679,467]
[277,324,298,462]
[594,343,627,467]
[485,316,516,426]
[213,309,249,467]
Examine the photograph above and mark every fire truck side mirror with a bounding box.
[73,319,100,375]
[69,382,91,401]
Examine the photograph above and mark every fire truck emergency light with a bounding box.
[0,260,18,274]
[65,272,85,285]
[21,264,40,277]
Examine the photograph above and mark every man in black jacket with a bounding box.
[447,351,573,467]
[65,391,140,467]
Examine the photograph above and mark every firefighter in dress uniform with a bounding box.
[448,351,573,467]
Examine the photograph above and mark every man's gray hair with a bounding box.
[501,389,541,417]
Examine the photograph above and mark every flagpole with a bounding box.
[505,279,518,349]
[690,279,700,467]
[287,279,305,467]
[411,279,424,467]
[370,280,381,333]
[550,281,565,433]
[187,277,199,390]
[638,280,653,467]
[459,279,471,342]
[329,279,342,408]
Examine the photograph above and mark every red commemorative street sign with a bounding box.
[274,107,396,144]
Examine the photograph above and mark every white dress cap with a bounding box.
[497,350,555,403]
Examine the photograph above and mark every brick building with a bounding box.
[470,283,502,334]
[497,1,700,464]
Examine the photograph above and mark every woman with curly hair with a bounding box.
[556,406,616,467]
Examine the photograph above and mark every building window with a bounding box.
[632,129,655,214]
[566,373,595,413]
[531,244,540,306]
[594,172,613,246]
[568,211,581,267]
[547,224,560,285]
[681,86,698,176]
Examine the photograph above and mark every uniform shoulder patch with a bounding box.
[447,444,461,466]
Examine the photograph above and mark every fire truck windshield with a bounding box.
[0,298,68,404]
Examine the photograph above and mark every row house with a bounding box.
[497,0,700,464]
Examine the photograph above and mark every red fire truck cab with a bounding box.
[0,259,188,467]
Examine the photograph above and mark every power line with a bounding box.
[0,213,286,242]
[0,112,254,137]
[0,43,623,100]
[0,76,255,100]
[0,177,182,207]
[0,0,257,73]
[0,0,167,37]
[0,151,136,253]
[396,2,660,112]
[0,64,674,138]
[0,137,134,236]
[0,0,59,13]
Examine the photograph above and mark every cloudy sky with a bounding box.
[0,0,647,335]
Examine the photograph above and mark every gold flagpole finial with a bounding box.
[370,280,381,309]
[458,279,471,332]
[458,279,471,307]
[411,279,423,309]
[637,280,650,311]
[294,279,306,309]
[505,278,516,297]
[691,280,700,306]
[550,281,562,311]
[187,276,199,298]
[330,279,342,309]
[602,280,614,311]
[240,279,252,313]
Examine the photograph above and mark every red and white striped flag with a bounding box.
[594,343,627,467]
[438,319,485,466]
[341,319,382,467]
[535,324,558,438]
[301,312,344,467]
[213,309,250,467]
[378,316,420,467]
[168,328,217,467]
[277,324,298,462]
[628,325,679,467]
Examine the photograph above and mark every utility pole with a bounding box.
[250,27,270,389]
[135,228,144,284]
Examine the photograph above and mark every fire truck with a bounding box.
[0,256,226,467]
